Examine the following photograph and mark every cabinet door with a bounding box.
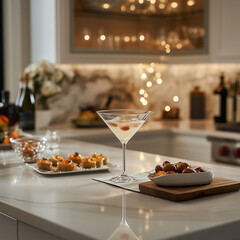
[18,222,63,240]
[218,0,240,60]
[0,212,17,240]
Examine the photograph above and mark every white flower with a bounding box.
[38,60,55,74]
[41,81,62,97]
[52,69,64,83]
[24,64,44,78]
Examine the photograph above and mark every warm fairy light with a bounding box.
[148,67,154,73]
[171,2,178,8]
[131,35,137,42]
[150,0,156,4]
[102,3,110,9]
[124,36,130,42]
[176,43,183,49]
[100,35,106,41]
[121,5,126,12]
[142,100,148,105]
[84,35,90,40]
[139,208,143,214]
[114,36,120,42]
[145,224,149,231]
[140,97,145,103]
[146,81,152,87]
[157,78,162,84]
[166,48,171,53]
[173,96,179,102]
[165,106,171,112]
[139,89,145,95]
[130,4,136,11]
[187,0,195,6]
[161,40,166,46]
[144,93,148,98]
[165,43,170,48]
[139,35,145,41]
[141,73,147,80]
[139,0,144,4]
[159,3,165,9]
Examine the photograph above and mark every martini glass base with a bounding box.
[110,174,138,183]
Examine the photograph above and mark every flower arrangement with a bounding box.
[24,60,73,110]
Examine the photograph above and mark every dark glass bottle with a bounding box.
[0,90,19,127]
[18,74,35,130]
[15,74,25,107]
[213,73,227,123]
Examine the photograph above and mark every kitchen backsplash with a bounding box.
[49,63,240,124]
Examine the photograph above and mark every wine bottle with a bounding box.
[213,72,227,123]
[226,80,235,123]
[15,74,25,107]
[236,80,240,122]
[0,90,19,127]
[18,74,35,130]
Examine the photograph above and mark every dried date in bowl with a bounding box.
[148,167,214,187]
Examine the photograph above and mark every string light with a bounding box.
[100,35,106,41]
[165,106,171,112]
[138,63,163,106]
[171,2,178,8]
[173,96,179,102]
[139,35,145,41]
[157,78,162,84]
[141,73,147,80]
[102,3,110,9]
[84,35,90,41]
[146,81,152,87]
[187,0,195,6]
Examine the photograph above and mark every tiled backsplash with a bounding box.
[49,63,240,124]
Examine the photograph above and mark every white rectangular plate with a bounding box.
[27,163,115,175]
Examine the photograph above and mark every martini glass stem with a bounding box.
[121,142,127,177]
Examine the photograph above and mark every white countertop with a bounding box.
[0,139,240,240]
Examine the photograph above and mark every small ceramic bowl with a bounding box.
[10,137,47,163]
[148,167,215,187]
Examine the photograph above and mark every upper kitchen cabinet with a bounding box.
[30,0,240,64]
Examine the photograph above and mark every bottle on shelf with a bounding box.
[18,74,35,130]
[0,90,19,127]
[226,80,235,123]
[236,79,240,122]
[213,72,227,123]
[190,86,205,119]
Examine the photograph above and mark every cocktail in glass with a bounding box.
[97,109,152,183]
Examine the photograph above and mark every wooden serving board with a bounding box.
[139,177,240,202]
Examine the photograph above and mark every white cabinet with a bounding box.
[0,212,18,240]
[29,0,240,64]
[18,222,62,240]
[75,130,211,163]
[210,0,240,62]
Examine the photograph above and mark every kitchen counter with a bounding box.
[0,139,240,240]
[39,119,240,140]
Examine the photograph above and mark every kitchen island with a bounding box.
[0,138,240,240]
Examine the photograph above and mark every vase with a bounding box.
[35,110,52,130]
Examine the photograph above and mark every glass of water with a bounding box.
[45,130,60,150]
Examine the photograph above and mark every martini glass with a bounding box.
[97,109,152,183]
